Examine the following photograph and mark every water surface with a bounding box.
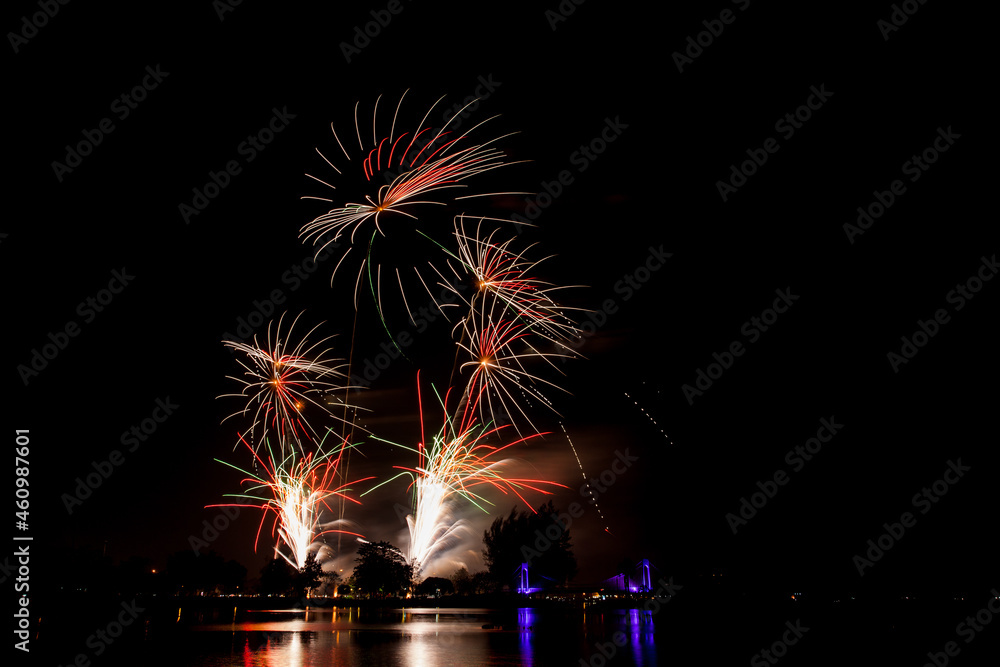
[135,605,661,666]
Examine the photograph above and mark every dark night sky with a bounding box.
[6,0,994,603]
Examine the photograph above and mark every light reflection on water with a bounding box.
[152,605,659,667]
[627,609,657,667]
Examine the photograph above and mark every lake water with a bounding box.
[46,595,974,665]
[127,605,661,666]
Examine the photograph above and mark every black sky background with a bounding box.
[6,0,995,611]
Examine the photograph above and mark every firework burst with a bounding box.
[211,432,372,570]
[365,377,566,573]
[454,313,571,434]
[409,216,585,433]
[220,312,356,449]
[211,90,594,587]
[431,215,585,349]
[299,92,524,319]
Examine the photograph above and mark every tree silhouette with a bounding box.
[352,541,413,598]
[482,501,577,589]
[471,570,493,594]
[318,568,342,596]
[259,557,294,595]
[166,550,246,595]
[293,553,324,598]
[415,576,454,597]
[451,566,473,595]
